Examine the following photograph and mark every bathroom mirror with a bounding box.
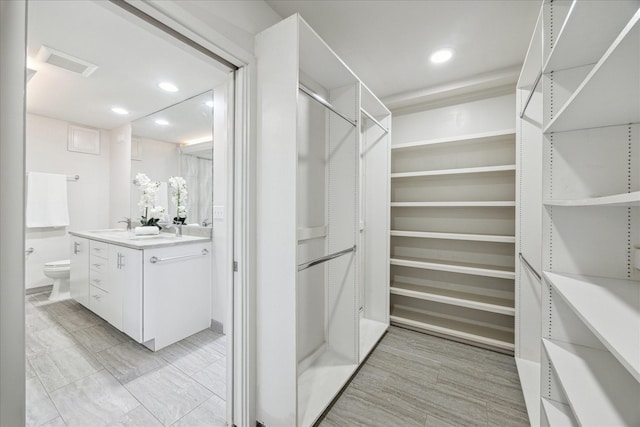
[130,91,214,227]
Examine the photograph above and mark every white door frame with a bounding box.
[0,1,27,425]
[0,1,257,425]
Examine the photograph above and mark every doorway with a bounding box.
[24,1,238,425]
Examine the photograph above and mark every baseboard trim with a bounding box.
[25,284,52,295]
[210,319,224,334]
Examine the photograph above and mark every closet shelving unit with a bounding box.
[389,128,517,352]
[517,1,640,425]
[255,14,390,427]
[358,84,391,361]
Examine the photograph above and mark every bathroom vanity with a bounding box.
[69,229,211,351]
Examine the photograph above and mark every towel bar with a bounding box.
[150,248,209,264]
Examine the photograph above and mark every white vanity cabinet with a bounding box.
[142,242,211,351]
[69,231,211,351]
[87,243,142,334]
[69,236,89,308]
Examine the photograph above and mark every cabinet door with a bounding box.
[109,245,142,340]
[69,237,89,307]
[143,243,211,350]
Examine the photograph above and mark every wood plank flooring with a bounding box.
[318,326,529,427]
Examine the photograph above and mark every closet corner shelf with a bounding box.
[542,338,640,426]
[390,230,515,244]
[297,351,358,427]
[544,271,640,381]
[390,257,515,280]
[390,164,515,179]
[515,358,541,427]
[543,10,640,133]
[541,398,577,427]
[391,201,516,208]
[390,282,514,316]
[390,305,514,351]
[543,191,640,207]
[542,0,639,74]
[391,129,515,151]
[359,318,387,363]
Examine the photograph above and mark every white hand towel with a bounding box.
[134,226,160,235]
[26,172,70,228]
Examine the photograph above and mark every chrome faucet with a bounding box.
[202,218,211,227]
[118,217,132,231]
[166,223,183,237]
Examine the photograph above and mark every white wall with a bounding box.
[130,138,181,222]
[392,93,516,144]
[211,80,231,331]
[109,123,131,226]
[25,114,111,289]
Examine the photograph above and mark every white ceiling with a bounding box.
[26,0,541,133]
[26,0,230,134]
[265,0,541,108]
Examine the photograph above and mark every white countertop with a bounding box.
[69,229,211,250]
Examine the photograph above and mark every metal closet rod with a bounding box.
[519,252,541,282]
[361,108,389,134]
[298,245,356,272]
[298,85,357,127]
[519,70,542,119]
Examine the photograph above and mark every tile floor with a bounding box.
[319,326,530,427]
[26,292,528,427]
[25,292,227,427]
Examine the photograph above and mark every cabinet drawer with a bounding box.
[90,256,108,274]
[89,270,109,292]
[90,241,108,259]
[89,285,111,321]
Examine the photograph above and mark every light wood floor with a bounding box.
[319,326,529,427]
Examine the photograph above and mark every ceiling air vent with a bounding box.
[35,45,98,77]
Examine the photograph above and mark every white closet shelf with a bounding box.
[297,350,358,427]
[544,271,640,381]
[390,230,515,243]
[359,318,387,363]
[543,0,640,73]
[390,282,514,316]
[391,201,516,208]
[544,10,640,133]
[543,191,640,207]
[391,129,515,150]
[543,339,640,426]
[541,398,577,427]
[390,305,514,351]
[515,358,541,427]
[390,256,515,280]
[390,164,516,179]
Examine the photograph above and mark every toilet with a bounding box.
[43,259,70,301]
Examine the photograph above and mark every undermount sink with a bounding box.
[127,234,178,241]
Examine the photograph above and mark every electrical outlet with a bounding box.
[213,205,224,220]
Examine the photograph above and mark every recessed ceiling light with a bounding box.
[430,48,454,64]
[158,81,179,92]
[155,119,169,126]
[205,100,214,108]
[111,107,129,115]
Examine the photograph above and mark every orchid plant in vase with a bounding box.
[135,172,164,229]
[168,176,188,225]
